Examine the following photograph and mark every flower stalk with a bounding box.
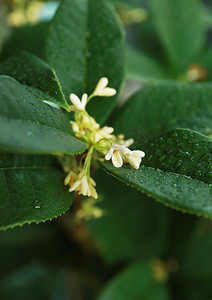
[64,77,145,199]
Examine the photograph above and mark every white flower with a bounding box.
[64,170,79,186]
[93,77,116,97]
[70,93,87,110]
[105,139,145,169]
[124,150,145,169]
[68,171,98,199]
[95,126,114,142]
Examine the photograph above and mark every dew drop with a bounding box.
[27,131,33,136]
[33,199,41,209]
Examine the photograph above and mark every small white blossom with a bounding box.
[93,77,116,97]
[95,126,114,142]
[68,171,98,199]
[105,139,145,169]
[124,150,145,169]
[70,93,87,111]
[64,170,79,186]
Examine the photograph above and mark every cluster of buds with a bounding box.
[64,77,145,199]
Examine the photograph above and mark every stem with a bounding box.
[84,110,96,143]
[83,145,95,177]
[86,93,95,105]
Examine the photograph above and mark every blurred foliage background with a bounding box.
[0,0,212,299]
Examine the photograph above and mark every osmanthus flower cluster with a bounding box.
[64,77,145,199]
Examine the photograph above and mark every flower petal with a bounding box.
[101,126,114,134]
[119,145,131,155]
[97,87,116,97]
[89,177,96,187]
[64,172,72,185]
[81,176,89,196]
[93,77,108,95]
[127,156,141,169]
[69,180,81,192]
[70,93,84,110]
[89,185,98,199]
[123,138,134,147]
[131,150,145,158]
[81,93,88,108]
[112,151,123,168]
[105,145,115,160]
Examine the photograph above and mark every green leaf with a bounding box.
[45,0,125,124]
[150,0,205,71]
[98,261,170,300]
[0,22,49,62]
[0,51,69,110]
[87,169,169,264]
[114,83,212,138]
[126,47,167,83]
[103,162,212,218]
[0,262,70,300]
[174,224,212,300]
[0,153,72,230]
[138,128,212,184]
[103,128,212,218]
[0,76,87,155]
[199,47,212,81]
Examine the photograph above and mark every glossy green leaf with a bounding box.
[138,129,212,184]
[103,162,212,218]
[150,0,205,71]
[46,0,125,124]
[0,51,69,110]
[127,47,167,83]
[103,128,212,218]
[98,261,170,300]
[0,76,87,154]
[0,22,48,62]
[0,153,72,230]
[87,169,169,264]
[114,83,212,138]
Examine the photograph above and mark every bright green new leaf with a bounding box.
[98,261,170,300]
[151,0,205,71]
[0,153,73,230]
[114,83,212,138]
[0,76,87,155]
[0,51,69,110]
[46,0,125,124]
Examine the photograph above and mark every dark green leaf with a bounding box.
[0,262,69,300]
[87,169,169,264]
[139,129,212,185]
[103,161,212,218]
[114,83,212,138]
[0,22,49,62]
[150,0,205,71]
[46,0,125,124]
[0,153,72,230]
[103,128,212,218]
[98,261,170,300]
[0,51,69,110]
[172,222,212,300]
[0,76,87,154]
